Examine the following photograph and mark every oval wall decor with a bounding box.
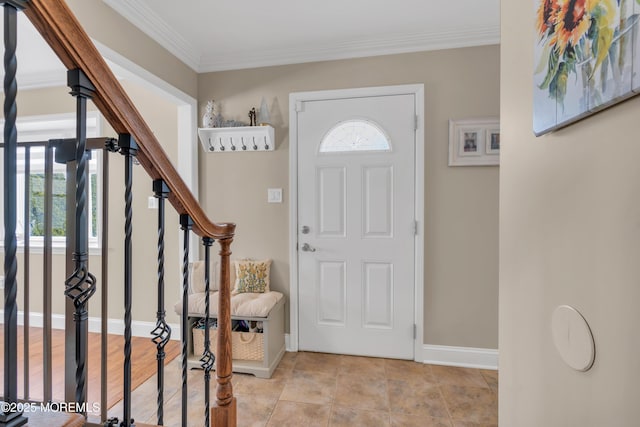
[551,305,595,372]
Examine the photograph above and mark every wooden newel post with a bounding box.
[211,237,237,427]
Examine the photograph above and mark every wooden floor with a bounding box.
[0,326,180,410]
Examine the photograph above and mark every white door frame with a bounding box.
[289,84,425,361]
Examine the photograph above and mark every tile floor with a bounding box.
[107,352,498,427]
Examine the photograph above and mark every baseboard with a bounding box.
[423,344,498,370]
[0,310,181,340]
[283,335,496,370]
[285,333,292,352]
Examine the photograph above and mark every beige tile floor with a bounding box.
[108,352,498,427]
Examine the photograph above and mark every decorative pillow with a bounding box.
[189,260,218,293]
[234,259,271,294]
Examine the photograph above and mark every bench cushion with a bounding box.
[174,291,283,318]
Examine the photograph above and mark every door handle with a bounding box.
[301,243,316,252]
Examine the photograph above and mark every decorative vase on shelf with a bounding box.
[257,97,271,126]
[202,100,216,128]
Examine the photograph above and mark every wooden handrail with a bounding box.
[24,0,234,239]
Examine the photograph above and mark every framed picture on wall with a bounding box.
[448,118,500,166]
[460,130,480,155]
[533,0,640,135]
[485,129,500,154]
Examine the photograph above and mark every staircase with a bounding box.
[1,1,237,426]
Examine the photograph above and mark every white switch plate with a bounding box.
[148,196,158,209]
[268,188,283,203]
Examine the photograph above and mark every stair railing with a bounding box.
[1,1,237,426]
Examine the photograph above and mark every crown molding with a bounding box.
[102,0,200,71]
[102,0,499,73]
[198,25,500,72]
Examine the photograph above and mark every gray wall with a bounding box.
[500,1,640,425]
[199,46,500,349]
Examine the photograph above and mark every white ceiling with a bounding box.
[103,0,501,72]
[1,1,500,88]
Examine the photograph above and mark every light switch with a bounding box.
[148,196,158,209]
[268,188,283,203]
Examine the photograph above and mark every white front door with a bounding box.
[296,92,416,359]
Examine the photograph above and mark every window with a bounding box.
[319,119,391,153]
[1,112,102,251]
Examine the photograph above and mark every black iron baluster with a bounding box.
[64,69,97,417]
[1,2,27,426]
[100,143,115,424]
[119,134,137,427]
[180,214,193,427]
[201,237,215,427]
[151,179,171,426]
[43,142,54,403]
[53,136,82,404]
[22,145,29,402]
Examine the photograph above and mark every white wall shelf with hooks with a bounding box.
[198,125,275,153]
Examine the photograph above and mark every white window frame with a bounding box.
[0,111,102,254]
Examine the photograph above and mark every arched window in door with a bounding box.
[319,119,391,153]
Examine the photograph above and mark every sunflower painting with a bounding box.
[533,0,640,135]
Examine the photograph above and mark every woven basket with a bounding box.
[193,328,264,361]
